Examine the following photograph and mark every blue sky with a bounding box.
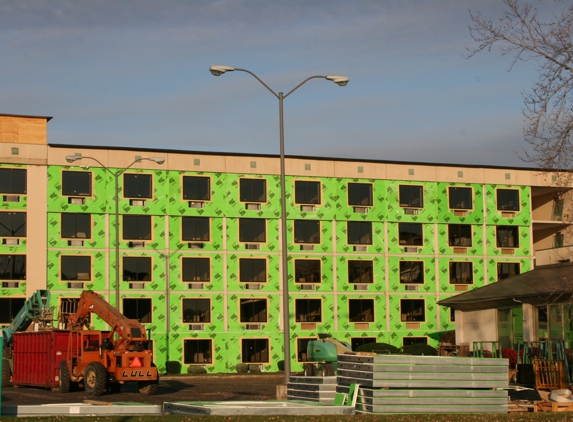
[0,1,547,167]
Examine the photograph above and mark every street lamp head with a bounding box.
[209,65,235,76]
[148,157,165,165]
[65,155,81,163]
[326,75,350,87]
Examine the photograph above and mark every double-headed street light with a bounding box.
[65,154,165,310]
[210,65,348,381]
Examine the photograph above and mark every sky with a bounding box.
[0,1,552,168]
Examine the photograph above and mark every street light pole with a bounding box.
[65,155,165,310]
[209,66,348,382]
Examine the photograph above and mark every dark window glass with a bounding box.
[398,223,423,246]
[297,337,317,362]
[62,171,92,196]
[399,185,423,208]
[496,226,519,248]
[399,261,424,284]
[182,257,210,282]
[183,339,212,364]
[498,262,520,280]
[497,189,520,211]
[295,299,322,322]
[450,308,456,322]
[239,218,266,243]
[348,183,373,206]
[448,187,472,210]
[403,337,428,346]
[240,179,267,203]
[449,261,473,284]
[294,220,320,244]
[0,168,26,194]
[182,298,211,323]
[182,217,210,242]
[348,260,374,284]
[448,224,472,247]
[294,259,321,283]
[61,213,91,239]
[61,256,91,281]
[0,212,26,237]
[0,297,26,323]
[122,298,152,323]
[239,258,267,282]
[240,298,268,323]
[123,215,152,240]
[349,299,375,322]
[347,221,372,245]
[183,176,210,201]
[295,181,320,204]
[241,338,269,363]
[123,173,152,199]
[123,257,152,281]
[400,299,425,322]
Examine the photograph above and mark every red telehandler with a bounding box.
[60,290,158,396]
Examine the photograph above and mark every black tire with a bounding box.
[303,363,317,377]
[108,382,122,393]
[2,358,11,387]
[59,361,72,393]
[84,362,108,396]
[320,363,335,377]
[138,380,158,395]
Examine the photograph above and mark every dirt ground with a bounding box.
[1,374,286,407]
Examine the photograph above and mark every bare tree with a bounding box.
[468,0,573,173]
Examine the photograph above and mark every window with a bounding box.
[0,297,25,323]
[184,339,212,364]
[239,218,266,243]
[554,232,565,248]
[240,298,268,323]
[182,217,210,242]
[182,298,211,323]
[123,173,152,199]
[61,256,91,281]
[348,183,373,206]
[294,259,321,283]
[347,221,372,245]
[240,179,266,203]
[496,226,519,248]
[294,181,320,205]
[123,215,152,240]
[498,262,520,280]
[183,176,210,201]
[122,298,152,323]
[398,223,423,246]
[497,189,520,211]
[62,171,92,196]
[0,212,26,237]
[348,260,374,284]
[59,298,91,328]
[297,337,317,362]
[294,220,320,244]
[399,185,423,208]
[450,308,456,322]
[295,299,322,322]
[449,262,473,284]
[0,255,26,280]
[448,224,472,247]
[403,337,428,346]
[241,338,269,363]
[61,213,91,239]
[0,168,26,194]
[239,258,266,283]
[349,299,375,322]
[448,187,472,210]
[123,257,152,281]
[182,257,210,282]
[400,299,425,322]
[350,337,376,351]
[399,261,424,284]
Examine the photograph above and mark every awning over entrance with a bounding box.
[439,261,573,312]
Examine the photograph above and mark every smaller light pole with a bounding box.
[65,154,165,310]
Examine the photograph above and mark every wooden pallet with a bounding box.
[534,401,573,412]
[533,359,568,390]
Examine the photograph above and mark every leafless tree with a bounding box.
[468,0,573,175]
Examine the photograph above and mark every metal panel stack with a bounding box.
[337,354,509,414]
[287,376,338,403]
